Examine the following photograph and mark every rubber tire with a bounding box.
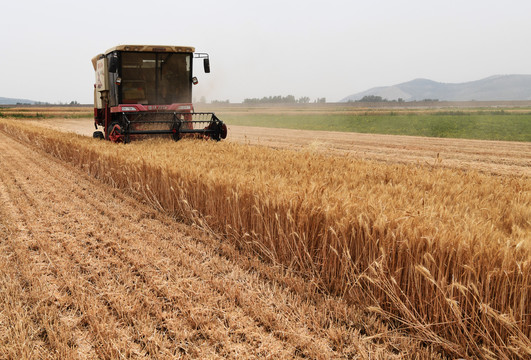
[107,122,123,142]
[93,131,104,140]
[220,123,228,139]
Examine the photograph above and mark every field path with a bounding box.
[0,132,415,359]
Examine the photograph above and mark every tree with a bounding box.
[284,95,296,103]
[242,95,307,104]
[359,95,385,102]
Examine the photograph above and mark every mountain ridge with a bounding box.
[341,75,531,102]
[0,97,38,105]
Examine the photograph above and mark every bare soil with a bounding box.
[0,131,427,358]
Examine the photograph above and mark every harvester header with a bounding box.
[92,44,226,143]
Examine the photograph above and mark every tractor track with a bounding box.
[0,132,428,359]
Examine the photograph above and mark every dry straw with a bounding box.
[1,119,529,359]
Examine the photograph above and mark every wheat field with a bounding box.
[0,118,529,359]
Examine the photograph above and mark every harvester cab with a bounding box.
[91,45,227,143]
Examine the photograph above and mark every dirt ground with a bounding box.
[33,118,530,177]
[0,131,427,359]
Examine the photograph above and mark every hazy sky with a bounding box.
[1,0,530,103]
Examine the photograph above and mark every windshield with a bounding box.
[120,52,192,105]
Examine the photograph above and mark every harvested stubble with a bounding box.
[1,119,529,359]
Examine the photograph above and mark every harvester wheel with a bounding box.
[107,122,124,143]
[220,123,228,139]
[93,131,104,140]
[204,122,226,141]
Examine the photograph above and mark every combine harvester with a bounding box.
[91,45,227,143]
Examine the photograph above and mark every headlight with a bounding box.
[121,106,137,112]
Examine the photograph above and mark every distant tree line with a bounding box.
[243,95,325,104]
[14,100,81,106]
[350,95,405,103]
[349,95,439,103]
[211,99,230,104]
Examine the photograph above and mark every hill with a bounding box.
[341,75,531,102]
[0,97,38,105]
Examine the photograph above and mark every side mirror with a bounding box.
[203,58,210,73]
